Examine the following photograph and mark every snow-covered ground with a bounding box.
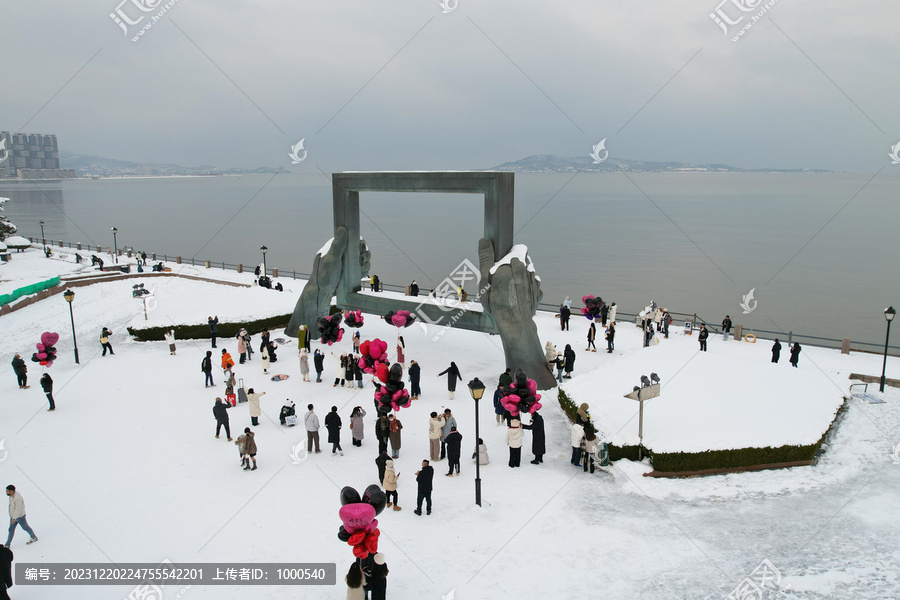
[1,247,899,599]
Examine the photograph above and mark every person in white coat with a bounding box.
[608,302,617,324]
[261,346,270,374]
[571,422,585,467]
[472,437,490,465]
[5,485,37,547]
[247,388,265,427]
[299,348,310,382]
[163,329,176,355]
[507,419,524,468]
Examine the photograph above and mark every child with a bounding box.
[383,460,401,511]
[472,437,489,465]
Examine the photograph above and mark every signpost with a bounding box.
[624,376,661,460]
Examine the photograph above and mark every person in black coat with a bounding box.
[437,362,462,400]
[563,345,575,378]
[208,316,219,348]
[444,427,462,476]
[771,339,782,363]
[408,361,421,399]
[698,325,709,352]
[790,342,801,367]
[605,323,616,354]
[0,543,12,600]
[213,397,232,440]
[414,460,434,515]
[202,351,214,388]
[375,451,391,485]
[522,411,545,464]
[40,373,55,411]
[410,280,419,296]
[722,315,733,341]
[313,349,325,383]
[559,305,571,331]
[600,303,609,326]
[375,414,390,454]
[11,354,28,389]
[325,406,343,455]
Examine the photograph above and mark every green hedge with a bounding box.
[128,314,293,341]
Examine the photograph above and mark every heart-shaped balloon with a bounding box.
[41,332,60,347]
[339,503,375,533]
[337,525,351,542]
[36,352,47,360]
[361,484,387,516]
[391,314,406,328]
[529,402,543,413]
[36,343,45,352]
[340,486,362,506]
[375,362,390,384]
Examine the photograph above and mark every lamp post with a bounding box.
[39,220,46,254]
[881,306,895,393]
[467,377,486,507]
[260,245,268,277]
[111,227,118,264]
[63,289,79,364]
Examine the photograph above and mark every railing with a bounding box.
[27,237,900,356]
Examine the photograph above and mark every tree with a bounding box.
[0,197,17,241]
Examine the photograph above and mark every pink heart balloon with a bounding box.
[36,352,47,360]
[339,503,375,534]
[391,314,406,328]
[41,332,60,347]
[36,343,45,352]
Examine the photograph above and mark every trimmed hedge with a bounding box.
[128,314,293,341]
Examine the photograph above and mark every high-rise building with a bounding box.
[0,131,75,179]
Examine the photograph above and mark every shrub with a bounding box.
[128,314,293,341]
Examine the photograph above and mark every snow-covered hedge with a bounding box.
[128,313,292,341]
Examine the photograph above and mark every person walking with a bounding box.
[472,438,489,465]
[388,414,403,459]
[242,427,257,470]
[414,460,434,516]
[428,411,444,462]
[437,362,461,400]
[722,315,733,341]
[376,414,390,455]
[10,355,28,389]
[439,408,457,460]
[305,404,321,453]
[5,485,37,547]
[444,426,462,476]
[202,351,215,388]
[383,460,401,511]
[605,323,616,354]
[582,425,599,473]
[772,339,782,363]
[208,316,219,348]
[325,406,343,456]
[350,406,367,447]
[261,345,270,375]
[559,304,571,331]
[221,348,235,372]
[213,397,233,441]
[0,541,12,600]
[40,373,55,411]
[586,322,597,352]
[571,421,585,467]
[563,344,576,379]
[313,349,324,383]
[163,328,176,356]
[698,324,709,352]
[522,411,545,464]
[790,342,802,368]
[507,419,524,468]
[299,348,310,382]
[247,388,266,427]
[100,327,114,356]
[492,384,505,425]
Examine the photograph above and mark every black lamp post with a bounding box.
[881,306,895,393]
[467,377,486,507]
[63,289,79,364]
[260,245,268,276]
[111,227,118,264]
[39,220,46,254]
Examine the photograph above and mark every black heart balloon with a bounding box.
[361,484,387,516]
[340,486,361,506]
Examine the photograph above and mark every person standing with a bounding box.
[376,414,390,455]
[499,368,513,390]
[437,362,461,400]
[559,304,571,331]
[313,349,324,383]
[344,354,355,387]
[570,421,585,467]
[100,327,114,356]
[522,411,545,464]
[237,334,247,365]
[563,344,575,379]
[396,337,405,368]
[790,342,802,368]
[407,360,421,400]
[507,419,524,468]
[368,553,389,600]
[375,451,390,485]
[609,302,617,324]
[586,322,597,352]
[388,414,403,459]
[352,356,364,389]
[345,562,365,600]
[208,316,219,348]
[722,315,733,341]
[221,348,235,372]
[332,353,347,387]
[439,408,457,460]
[297,324,309,353]
[492,384,504,425]
[772,339,782,363]
[40,373,55,411]
[261,345,270,375]
[350,406,367,447]
[202,351,215,388]
[413,460,434,516]
[163,329,176,356]
[383,461,401,511]
[242,427,257,470]
[352,331,361,354]
[605,323,616,354]
[600,303,609,327]
[213,397,232,441]
[299,348,310,382]
[410,280,419,296]
[305,404,321,453]
[0,541,12,600]
[662,310,671,338]
[5,485,37,547]
[582,425,599,473]
[247,388,265,426]
[10,355,28,389]
[444,426,462,476]
[428,412,444,462]
[698,324,709,352]
[325,406,343,456]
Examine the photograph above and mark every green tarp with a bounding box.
[0,276,60,307]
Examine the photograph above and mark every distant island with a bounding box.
[58,151,282,178]
[490,154,834,174]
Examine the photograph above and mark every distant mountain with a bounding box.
[58,151,281,177]
[490,154,832,173]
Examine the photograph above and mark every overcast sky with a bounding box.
[2,0,898,171]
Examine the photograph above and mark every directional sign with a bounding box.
[624,383,660,401]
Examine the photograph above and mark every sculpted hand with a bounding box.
[286,227,348,337]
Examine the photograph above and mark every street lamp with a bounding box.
[260,245,268,276]
[63,289,80,364]
[881,306,895,393]
[111,227,118,264]
[39,220,46,254]
[467,377,486,507]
